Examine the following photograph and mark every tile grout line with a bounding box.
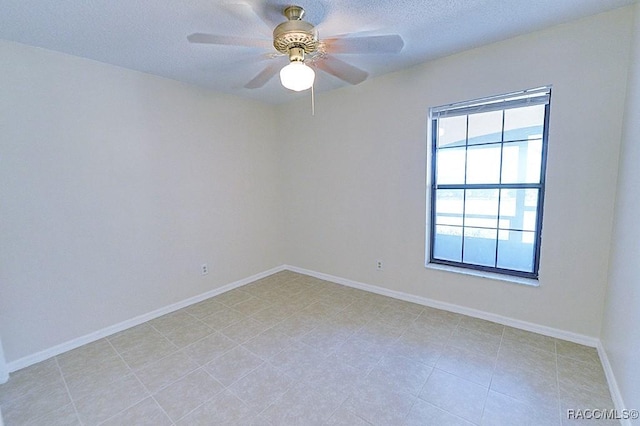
[323,393,353,424]
[101,338,174,425]
[555,339,563,425]
[106,323,266,424]
[220,359,298,424]
[53,356,83,426]
[484,333,564,424]
[2,271,613,425]
[169,367,229,424]
[140,323,180,353]
[131,349,198,395]
[479,325,506,424]
[146,276,311,423]
[412,313,457,422]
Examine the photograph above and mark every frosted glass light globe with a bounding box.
[280,61,315,91]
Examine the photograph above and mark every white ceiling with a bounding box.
[1,0,635,104]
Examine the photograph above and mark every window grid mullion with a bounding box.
[437,183,542,190]
[428,86,550,279]
[431,223,536,233]
[494,110,506,269]
[460,115,469,263]
[437,136,542,151]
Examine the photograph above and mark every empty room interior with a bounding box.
[1,0,639,425]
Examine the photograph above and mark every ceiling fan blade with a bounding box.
[314,56,368,85]
[187,33,272,49]
[223,2,273,36]
[323,34,404,54]
[244,62,281,89]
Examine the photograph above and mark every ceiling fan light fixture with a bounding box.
[279,61,315,91]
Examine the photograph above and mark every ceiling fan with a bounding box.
[187,3,404,92]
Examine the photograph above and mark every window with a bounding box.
[428,87,551,279]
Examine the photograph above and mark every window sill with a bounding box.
[425,263,539,287]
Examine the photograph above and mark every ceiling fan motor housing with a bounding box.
[273,6,318,59]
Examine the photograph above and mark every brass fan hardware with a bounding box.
[187,3,404,91]
[273,6,318,61]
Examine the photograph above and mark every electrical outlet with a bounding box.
[376,260,384,271]
[201,263,209,275]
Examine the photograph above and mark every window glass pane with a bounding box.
[433,225,462,262]
[466,145,501,184]
[497,230,535,272]
[468,110,503,145]
[435,189,464,226]
[437,116,467,147]
[501,139,542,184]
[429,88,549,278]
[464,189,498,228]
[436,147,466,184]
[463,227,497,267]
[504,104,545,142]
[499,189,538,232]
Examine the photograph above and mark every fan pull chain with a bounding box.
[311,83,315,116]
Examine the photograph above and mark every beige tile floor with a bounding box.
[0,271,618,425]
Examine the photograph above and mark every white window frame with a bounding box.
[427,86,552,279]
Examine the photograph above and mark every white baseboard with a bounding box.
[7,261,625,420]
[7,265,285,373]
[284,265,599,347]
[597,342,631,426]
[286,265,635,422]
[0,339,8,384]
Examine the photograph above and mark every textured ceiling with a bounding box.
[0,0,635,104]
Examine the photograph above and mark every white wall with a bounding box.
[1,6,635,369]
[0,41,283,363]
[601,3,640,421]
[279,7,633,337]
